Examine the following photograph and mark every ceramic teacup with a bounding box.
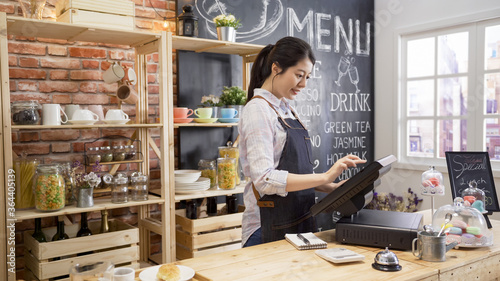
[64,104,80,121]
[174,107,194,119]
[71,109,99,121]
[113,267,135,281]
[221,108,238,119]
[103,62,125,83]
[194,108,213,119]
[105,109,129,120]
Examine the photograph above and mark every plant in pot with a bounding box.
[220,86,247,118]
[73,160,102,208]
[213,14,241,42]
[200,94,223,118]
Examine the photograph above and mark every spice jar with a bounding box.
[100,146,113,162]
[11,101,41,125]
[13,154,39,209]
[217,157,237,190]
[101,173,113,190]
[124,145,136,160]
[33,163,65,211]
[198,159,217,188]
[87,147,101,165]
[112,145,126,162]
[58,162,76,205]
[111,173,128,203]
[219,146,240,185]
[130,172,149,201]
[461,181,486,213]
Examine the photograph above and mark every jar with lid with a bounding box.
[198,159,217,188]
[421,166,445,195]
[130,172,149,201]
[58,162,76,205]
[101,173,114,190]
[87,147,101,165]
[13,154,39,209]
[124,145,136,160]
[461,181,486,213]
[11,101,41,125]
[33,163,65,211]
[112,145,126,162]
[111,173,128,203]
[100,146,113,162]
[219,146,240,185]
[217,157,237,190]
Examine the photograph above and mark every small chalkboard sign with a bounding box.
[445,151,499,212]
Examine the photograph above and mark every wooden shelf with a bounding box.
[168,185,245,202]
[14,194,164,221]
[172,35,263,56]
[11,123,163,130]
[174,122,238,128]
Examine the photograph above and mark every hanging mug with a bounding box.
[103,62,125,84]
[42,104,68,125]
[116,84,138,104]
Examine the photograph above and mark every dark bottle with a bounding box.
[76,212,92,237]
[100,210,109,233]
[52,218,69,241]
[32,218,47,243]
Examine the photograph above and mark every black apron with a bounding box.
[251,96,317,243]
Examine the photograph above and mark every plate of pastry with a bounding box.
[139,264,194,281]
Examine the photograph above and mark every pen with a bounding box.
[297,233,310,245]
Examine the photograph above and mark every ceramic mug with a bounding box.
[122,67,137,85]
[194,108,213,119]
[88,105,105,121]
[103,62,125,83]
[221,108,238,119]
[42,104,68,125]
[113,267,135,281]
[105,109,129,120]
[72,109,99,121]
[64,104,80,122]
[116,84,138,104]
[174,107,193,119]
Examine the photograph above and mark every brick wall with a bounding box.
[1,0,177,278]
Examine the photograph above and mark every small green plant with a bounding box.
[220,86,247,106]
[213,14,242,30]
[200,94,223,107]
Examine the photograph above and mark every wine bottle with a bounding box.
[32,218,47,243]
[76,212,92,237]
[100,210,109,233]
[52,218,69,241]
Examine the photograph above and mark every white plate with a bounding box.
[174,170,202,177]
[139,264,194,281]
[175,186,211,193]
[175,183,211,190]
[103,119,130,124]
[68,120,97,125]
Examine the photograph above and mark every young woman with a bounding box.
[239,36,366,247]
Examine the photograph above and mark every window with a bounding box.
[400,18,500,167]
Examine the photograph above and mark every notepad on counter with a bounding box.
[285,232,327,250]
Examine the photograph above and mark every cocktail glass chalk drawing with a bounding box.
[335,56,350,86]
[348,66,360,94]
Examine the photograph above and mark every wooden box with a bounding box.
[55,0,135,17]
[57,9,135,31]
[175,204,244,260]
[24,219,139,281]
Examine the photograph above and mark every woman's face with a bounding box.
[272,58,313,100]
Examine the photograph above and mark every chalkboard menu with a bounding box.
[445,152,500,212]
[177,0,374,230]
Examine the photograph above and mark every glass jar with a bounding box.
[219,146,240,185]
[112,145,126,162]
[217,157,237,190]
[198,159,217,188]
[461,181,486,213]
[13,155,39,209]
[87,147,101,165]
[33,163,65,211]
[111,173,128,203]
[11,101,41,125]
[101,173,113,190]
[421,166,445,196]
[124,145,136,160]
[130,172,149,201]
[58,162,76,205]
[100,146,113,162]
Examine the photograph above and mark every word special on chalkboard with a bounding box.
[445,151,500,212]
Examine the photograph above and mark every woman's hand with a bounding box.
[323,155,366,183]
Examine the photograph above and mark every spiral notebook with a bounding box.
[285,232,327,250]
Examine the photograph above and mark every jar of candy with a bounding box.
[421,166,444,195]
[58,162,76,205]
[111,173,128,203]
[130,172,149,201]
[33,164,65,211]
[217,157,237,190]
[461,181,486,213]
[87,147,101,165]
[219,146,240,185]
[13,154,39,209]
[198,159,217,188]
[124,145,136,160]
[112,145,126,162]
[11,101,41,125]
[100,146,113,162]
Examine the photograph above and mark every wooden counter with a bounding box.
[137,211,500,280]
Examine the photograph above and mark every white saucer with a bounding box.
[218,118,239,123]
[139,264,194,281]
[175,186,211,193]
[68,120,97,125]
[194,118,218,123]
[103,119,130,124]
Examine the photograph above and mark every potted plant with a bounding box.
[200,94,223,118]
[73,160,102,208]
[220,86,247,117]
[213,14,241,42]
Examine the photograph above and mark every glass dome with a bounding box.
[421,166,445,196]
[432,197,493,248]
[461,181,487,213]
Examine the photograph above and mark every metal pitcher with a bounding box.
[412,231,458,262]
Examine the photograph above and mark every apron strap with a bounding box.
[250,95,308,130]
[252,183,275,208]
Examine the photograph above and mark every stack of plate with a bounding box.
[175,177,211,194]
[174,169,201,183]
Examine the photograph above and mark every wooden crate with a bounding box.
[23,219,139,281]
[55,0,135,17]
[175,204,244,260]
[57,9,135,31]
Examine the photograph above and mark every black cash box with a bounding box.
[335,209,423,250]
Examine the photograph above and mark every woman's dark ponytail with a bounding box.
[247,44,274,102]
